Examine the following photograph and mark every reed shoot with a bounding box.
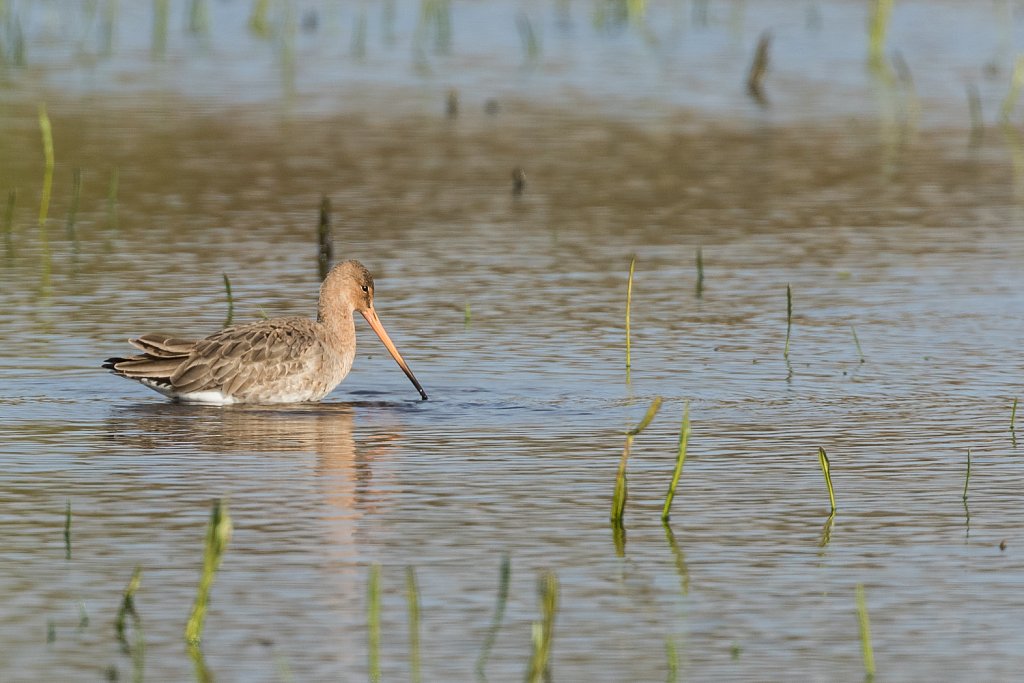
[695,246,704,298]
[856,584,876,680]
[851,325,865,363]
[152,0,170,58]
[525,571,558,683]
[476,553,511,678]
[184,499,232,646]
[611,396,663,523]
[248,0,271,37]
[625,255,636,373]
[1001,55,1024,122]
[37,104,54,230]
[107,167,119,230]
[1011,398,1018,432]
[661,402,690,522]
[368,564,381,683]
[114,566,142,646]
[63,498,71,560]
[784,284,792,359]
[666,637,679,682]
[818,447,836,514]
[867,0,893,70]
[464,300,471,327]
[66,167,81,240]
[317,196,332,280]
[406,566,422,683]
[222,273,234,328]
[962,448,971,502]
[746,30,771,105]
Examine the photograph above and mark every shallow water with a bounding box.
[3,1,1024,681]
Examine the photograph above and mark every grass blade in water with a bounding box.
[114,566,142,650]
[184,499,232,646]
[867,0,893,71]
[3,189,15,251]
[63,498,71,560]
[851,325,865,363]
[625,255,636,374]
[856,584,876,680]
[818,447,836,514]
[368,564,381,683]
[525,571,558,683]
[611,397,662,523]
[317,195,332,281]
[694,246,704,298]
[661,402,690,522]
[222,273,234,328]
[784,283,792,359]
[962,448,971,502]
[476,553,511,679]
[1011,398,1018,432]
[37,104,54,230]
[665,637,679,683]
[406,566,422,683]
[746,30,771,106]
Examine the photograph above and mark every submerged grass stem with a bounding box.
[695,246,704,298]
[63,498,71,560]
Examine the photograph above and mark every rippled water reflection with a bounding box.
[4,1,1024,681]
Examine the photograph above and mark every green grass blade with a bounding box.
[818,447,836,514]
[184,500,232,646]
[851,325,865,363]
[476,553,511,679]
[695,246,704,298]
[1002,55,1024,122]
[222,273,234,328]
[856,584,876,680]
[368,564,381,683]
[37,104,54,230]
[115,566,143,647]
[406,566,422,683]
[661,402,690,521]
[63,498,71,560]
[867,0,893,70]
[1011,398,1018,432]
[665,637,679,682]
[626,255,636,373]
[525,571,558,683]
[613,397,663,523]
[962,448,971,502]
[784,283,792,359]
[628,396,663,436]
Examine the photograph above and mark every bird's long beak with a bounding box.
[360,307,428,400]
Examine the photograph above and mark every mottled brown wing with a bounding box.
[168,317,321,395]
